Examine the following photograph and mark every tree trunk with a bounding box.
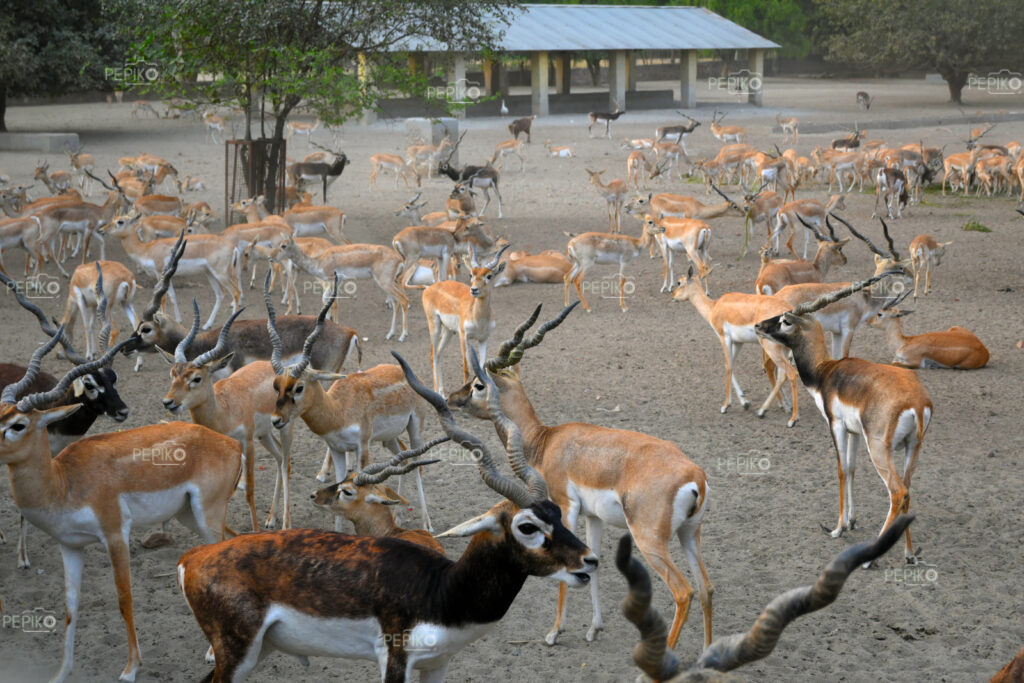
[942,69,968,104]
[0,87,7,132]
[265,98,297,213]
[586,57,601,86]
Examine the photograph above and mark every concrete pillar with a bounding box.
[627,51,638,91]
[747,49,764,106]
[358,53,376,125]
[608,50,627,111]
[679,49,697,109]
[531,50,549,117]
[555,53,572,94]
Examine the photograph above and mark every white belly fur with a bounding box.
[567,481,628,528]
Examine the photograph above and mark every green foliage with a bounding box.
[962,220,992,233]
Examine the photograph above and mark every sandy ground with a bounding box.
[0,77,1022,682]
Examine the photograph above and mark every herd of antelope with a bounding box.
[0,97,1017,683]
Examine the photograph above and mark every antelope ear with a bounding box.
[373,485,409,506]
[211,353,234,372]
[874,254,884,265]
[72,378,86,397]
[37,404,82,428]
[782,312,801,325]
[942,241,953,247]
[157,347,176,364]
[493,260,507,275]
[437,509,501,538]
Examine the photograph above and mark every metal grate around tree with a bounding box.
[225,138,287,220]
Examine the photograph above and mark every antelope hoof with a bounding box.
[906,554,919,566]
[720,405,729,414]
[741,398,751,410]
[544,628,562,646]
[263,517,278,530]
[397,332,408,342]
[141,531,175,549]
[787,418,798,428]
[756,408,766,418]
[119,667,138,682]
[384,331,395,341]
[205,646,216,664]
[17,557,30,570]
[820,522,842,538]
[586,624,603,642]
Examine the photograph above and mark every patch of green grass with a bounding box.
[963,220,992,233]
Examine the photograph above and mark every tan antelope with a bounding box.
[0,335,243,683]
[178,354,596,682]
[131,193,183,217]
[311,462,444,554]
[672,267,801,427]
[65,145,95,194]
[422,245,508,395]
[277,236,408,340]
[282,202,350,244]
[393,192,449,226]
[564,229,655,312]
[812,147,863,193]
[493,249,571,287]
[773,193,847,258]
[135,208,213,241]
[392,221,481,289]
[626,151,667,190]
[908,234,952,298]
[446,305,713,649]
[0,215,46,277]
[489,138,527,172]
[776,113,799,142]
[100,216,241,329]
[60,261,138,359]
[203,111,228,144]
[406,136,452,178]
[873,167,908,219]
[32,178,130,267]
[268,304,433,530]
[644,214,713,293]
[710,111,746,143]
[34,160,73,194]
[740,184,783,258]
[621,138,655,150]
[284,116,320,145]
[694,143,754,187]
[161,303,294,530]
[507,114,535,141]
[755,216,849,295]
[653,141,686,176]
[130,100,160,118]
[868,307,989,370]
[368,152,420,190]
[544,139,575,158]
[755,274,931,563]
[446,183,477,219]
[941,148,980,195]
[625,185,743,224]
[585,168,628,232]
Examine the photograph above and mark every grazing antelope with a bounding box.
[311,461,444,554]
[585,168,628,232]
[873,167,909,219]
[284,116,320,145]
[773,194,847,258]
[908,234,952,298]
[869,308,988,370]
[493,249,571,287]
[644,214,713,293]
[693,143,754,187]
[489,138,527,172]
[755,274,931,562]
[776,113,799,142]
[588,103,625,138]
[277,236,409,340]
[447,305,712,649]
[617,516,914,681]
[60,261,137,359]
[564,229,655,312]
[544,140,575,158]
[508,114,536,142]
[710,111,746,144]
[0,336,243,683]
[100,215,240,330]
[369,153,420,190]
[422,245,507,395]
[755,216,849,295]
[180,352,596,682]
[856,91,874,110]
[672,267,801,426]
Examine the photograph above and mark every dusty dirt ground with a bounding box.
[0,77,1022,682]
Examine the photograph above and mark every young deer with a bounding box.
[585,168,628,232]
[908,234,952,298]
[868,307,988,369]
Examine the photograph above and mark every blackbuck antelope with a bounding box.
[34,160,73,194]
[588,103,625,138]
[406,137,452,178]
[60,260,138,359]
[832,212,907,275]
[65,145,95,194]
[32,173,131,268]
[0,214,47,277]
[873,167,909,219]
[626,187,743,225]
[180,350,596,682]
[755,216,848,296]
[311,460,444,554]
[856,91,874,110]
[284,116,320,145]
[655,112,701,146]
[268,295,433,531]
[161,301,294,530]
[616,516,914,681]
[755,274,931,563]
[672,267,801,426]
[288,142,349,202]
[740,183,783,259]
[908,234,952,298]
[831,127,865,152]
[100,216,240,330]
[277,237,408,340]
[709,111,746,144]
[447,305,712,648]
[508,114,536,142]
[437,137,504,218]
[369,153,420,190]
[869,307,989,370]
[585,168,628,232]
[564,229,656,312]
[202,111,227,143]
[394,192,449,227]
[0,333,242,683]
[422,245,508,395]
[694,143,754,187]
[281,202,350,244]
[489,138,527,172]
[776,113,799,142]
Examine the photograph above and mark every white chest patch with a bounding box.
[567,482,627,527]
[723,321,758,344]
[20,505,102,548]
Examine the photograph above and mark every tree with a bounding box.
[114,0,519,210]
[0,0,121,131]
[816,0,1024,104]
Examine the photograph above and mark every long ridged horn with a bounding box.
[141,230,186,321]
[352,437,449,486]
[796,214,828,243]
[791,272,897,317]
[829,212,886,258]
[1,330,64,405]
[709,181,740,209]
[392,352,535,509]
[94,263,112,353]
[18,334,133,412]
[616,535,680,680]
[485,302,579,372]
[192,307,244,367]
[0,271,87,364]
[484,243,510,271]
[878,217,901,260]
[486,304,543,372]
[289,276,336,378]
[174,300,201,363]
[264,271,285,375]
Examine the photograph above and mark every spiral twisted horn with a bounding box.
[485,302,579,372]
[289,275,337,378]
[173,300,201,363]
[790,271,898,317]
[264,271,285,375]
[1,330,63,405]
[192,306,245,367]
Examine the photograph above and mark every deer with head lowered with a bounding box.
[179,351,596,682]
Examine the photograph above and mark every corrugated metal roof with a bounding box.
[396,4,779,52]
